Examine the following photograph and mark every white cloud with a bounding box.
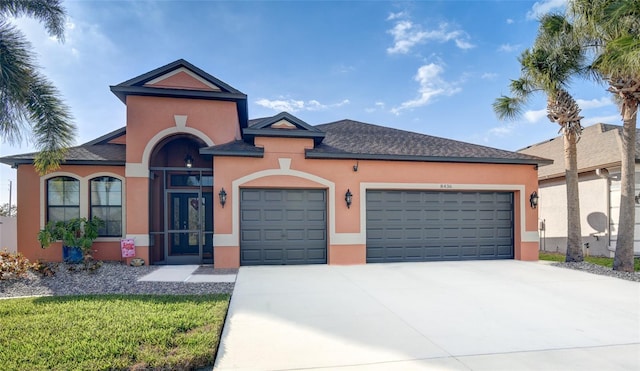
[506,18,515,24]
[481,72,498,80]
[527,0,567,20]
[10,15,116,65]
[489,123,516,136]
[387,11,407,21]
[524,108,548,123]
[255,98,349,113]
[391,63,461,114]
[386,20,474,54]
[332,64,355,74]
[576,97,613,110]
[387,20,428,54]
[498,43,520,52]
[365,101,386,113]
[455,39,475,50]
[582,115,621,126]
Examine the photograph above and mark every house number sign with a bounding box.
[440,184,453,189]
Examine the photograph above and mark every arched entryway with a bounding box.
[148,135,213,264]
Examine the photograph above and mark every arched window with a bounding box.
[90,176,122,237]
[47,176,80,223]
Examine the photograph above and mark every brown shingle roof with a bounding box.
[0,144,125,167]
[306,119,549,164]
[518,123,636,179]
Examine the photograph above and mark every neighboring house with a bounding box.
[0,60,549,268]
[0,216,17,253]
[519,123,640,257]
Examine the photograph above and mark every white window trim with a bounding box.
[40,172,127,240]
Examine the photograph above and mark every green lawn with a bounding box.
[0,294,230,371]
[539,252,640,271]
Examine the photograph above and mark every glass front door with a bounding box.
[165,191,211,264]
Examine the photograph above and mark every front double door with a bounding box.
[166,191,213,264]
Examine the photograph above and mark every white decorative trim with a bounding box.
[125,163,149,178]
[522,231,539,242]
[213,165,339,247]
[213,234,236,246]
[278,158,291,170]
[174,115,187,128]
[144,67,221,91]
[126,234,149,247]
[135,126,214,173]
[40,172,127,238]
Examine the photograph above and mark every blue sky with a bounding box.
[0,0,624,205]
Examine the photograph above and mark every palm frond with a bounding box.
[593,35,640,77]
[0,21,34,144]
[26,72,75,174]
[0,0,66,40]
[493,96,525,121]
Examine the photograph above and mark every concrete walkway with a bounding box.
[214,260,640,370]
[137,265,236,283]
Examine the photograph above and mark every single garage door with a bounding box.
[240,189,327,265]
[366,190,513,263]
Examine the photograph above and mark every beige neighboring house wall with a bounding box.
[610,166,640,255]
[0,216,17,253]
[520,123,640,257]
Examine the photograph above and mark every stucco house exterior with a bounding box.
[519,123,640,257]
[0,60,549,268]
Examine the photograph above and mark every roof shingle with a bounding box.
[306,119,550,164]
[518,123,638,179]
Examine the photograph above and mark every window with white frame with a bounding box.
[47,176,80,223]
[90,176,123,237]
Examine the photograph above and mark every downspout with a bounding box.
[596,168,612,253]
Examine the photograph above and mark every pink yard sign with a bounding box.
[120,239,135,258]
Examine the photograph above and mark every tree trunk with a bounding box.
[613,99,637,272]
[565,131,584,262]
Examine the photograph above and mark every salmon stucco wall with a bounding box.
[125,96,240,167]
[122,94,242,263]
[16,164,126,262]
[213,136,540,268]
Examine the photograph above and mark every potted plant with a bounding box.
[38,217,104,263]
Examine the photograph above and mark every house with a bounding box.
[518,123,640,257]
[0,60,549,268]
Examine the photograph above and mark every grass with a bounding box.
[539,251,640,271]
[0,294,230,371]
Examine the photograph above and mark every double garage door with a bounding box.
[239,188,514,265]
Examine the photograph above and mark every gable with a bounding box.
[270,119,297,129]
[242,112,326,145]
[110,59,249,128]
[144,67,222,91]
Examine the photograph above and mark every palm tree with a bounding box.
[494,14,586,262]
[569,0,639,272]
[0,0,75,174]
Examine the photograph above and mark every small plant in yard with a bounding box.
[32,260,58,277]
[0,250,35,280]
[37,216,104,263]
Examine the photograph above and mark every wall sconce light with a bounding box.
[345,189,353,209]
[353,161,359,172]
[635,192,640,205]
[184,154,194,168]
[529,191,539,209]
[219,188,227,208]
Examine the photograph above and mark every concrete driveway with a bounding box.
[214,260,640,370]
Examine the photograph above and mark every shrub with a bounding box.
[0,250,35,280]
